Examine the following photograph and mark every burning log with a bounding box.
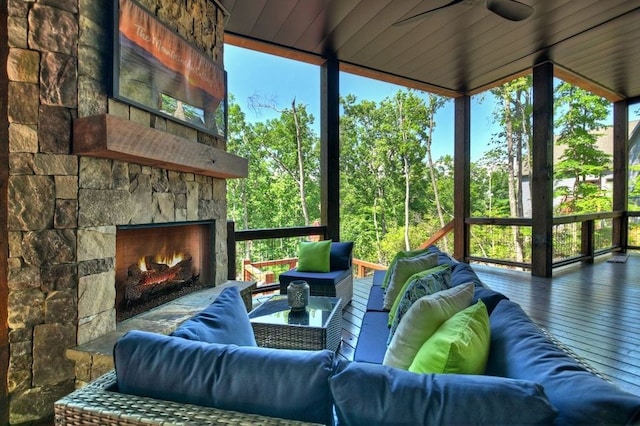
[125,254,193,302]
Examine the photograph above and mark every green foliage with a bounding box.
[226,79,622,272]
[227,96,320,231]
[554,82,612,214]
[627,164,640,211]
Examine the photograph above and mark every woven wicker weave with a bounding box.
[54,371,320,425]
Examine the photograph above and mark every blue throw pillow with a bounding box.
[330,241,354,270]
[171,286,256,346]
[115,331,335,425]
[487,300,640,425]
[330,361,558,425]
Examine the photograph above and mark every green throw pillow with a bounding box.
[381,247,432,290]
[297,240,332,273]
[382,252,438,311]
[387,264,451,328]
[409,300,490,375]
[383,283,474,370]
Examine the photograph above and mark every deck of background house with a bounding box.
[338,253,640,397]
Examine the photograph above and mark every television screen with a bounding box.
[113,0,227,137]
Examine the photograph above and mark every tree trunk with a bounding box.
[404,155,411,250]
[291,99,310,225]
[373,195,383,263]
[396,98,411,251]
[425,100,448,249]
[503,93,524,263]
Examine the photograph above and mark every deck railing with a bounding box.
[227,212,626,288]
[227,221,328,292]
[627,211,640,250]
[466,211,624,269]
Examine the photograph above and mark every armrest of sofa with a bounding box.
[54,370,321,425]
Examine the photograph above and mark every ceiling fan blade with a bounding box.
[486,0,533,21]
[393,0,466,26]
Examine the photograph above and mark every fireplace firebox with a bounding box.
[115,221,215,321]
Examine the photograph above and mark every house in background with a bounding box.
[520,121,640,217]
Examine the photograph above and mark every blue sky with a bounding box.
[224,44,632,162]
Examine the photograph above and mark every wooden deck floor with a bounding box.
[339,253,640,397]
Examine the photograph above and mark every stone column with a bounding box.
[6,1,79,423]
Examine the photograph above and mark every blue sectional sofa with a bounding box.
[356,246,640,425]
[55,247,640,425]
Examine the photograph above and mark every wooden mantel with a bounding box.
[73,114,248,179]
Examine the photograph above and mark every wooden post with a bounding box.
[531,62,554,277]
[612,100,629,250]
[321,53,340,242]
[454,95,471,261]
[227,220,237,280]
[581,220,595,263]
[242,259,251,282]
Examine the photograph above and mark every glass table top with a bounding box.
[249,295,340,327]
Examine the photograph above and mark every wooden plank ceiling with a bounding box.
[220,0,640,101]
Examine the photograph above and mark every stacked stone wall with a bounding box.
[4,0,227,422]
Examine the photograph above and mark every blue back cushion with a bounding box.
[426,245,459,267]
[372,269,386,286]
[115,331,335,425]
[280,268,350,288]
[330,241,354,270]
[450,261,485,288]
[171,286,256,346]
[330,361,558,425]
[487,300,640,425]
[473,286,508,315]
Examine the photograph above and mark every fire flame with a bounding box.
[138,252,185,272]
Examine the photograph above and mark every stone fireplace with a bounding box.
[74,157,233,346]
[115,221,215,321]
[2,0,241,423]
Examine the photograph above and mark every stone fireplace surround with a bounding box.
[3,0,235,422]
[74,162,229,346]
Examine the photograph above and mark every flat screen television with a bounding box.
[112,0,227,138]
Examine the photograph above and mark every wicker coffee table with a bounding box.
[249,295,342,351]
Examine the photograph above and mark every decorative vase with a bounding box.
[287,280,310,311]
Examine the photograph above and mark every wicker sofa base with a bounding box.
[54,371,320,425]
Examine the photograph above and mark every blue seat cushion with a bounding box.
[366,284,386,312]
[115,330,336,425]
[330,361,558,426]
[353,311,389,364]
[170,286,256,346]
[486,300,640,425]
[280,268,350,288]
